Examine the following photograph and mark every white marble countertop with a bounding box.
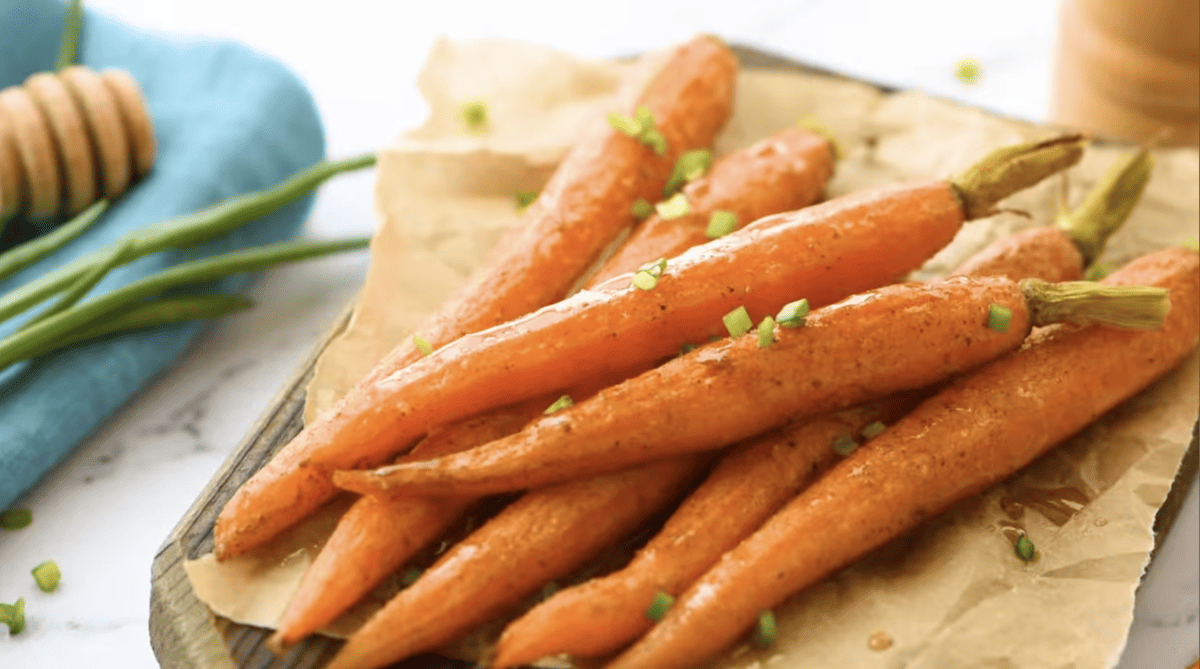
[0,1,1195,668]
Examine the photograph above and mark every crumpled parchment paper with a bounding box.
[185,36,1200,669]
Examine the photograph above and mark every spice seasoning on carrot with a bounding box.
[603,246,1197,669]
[213,35,740,560]
[335,276,1166,499]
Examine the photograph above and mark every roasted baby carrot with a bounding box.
[214,35,739,559]
[491,185,1144,666]
[605,245,1198,669]
[322,457,710,669]
[591,126,834,283]
[220,135,1086,559]
[335,275,1167,498]
[268,127,838,648]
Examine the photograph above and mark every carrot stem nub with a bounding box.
[949,135,1086,220]
[1020,279,1170,329]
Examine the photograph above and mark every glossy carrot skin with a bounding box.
[336,276,1033,498]
[950,226,1085,283]
[322,458,709,669]
[491,224,1090,667]
[270,128,838,647]
[214,36,739,560]
[607,247,1199,669]
[592,127,834,284]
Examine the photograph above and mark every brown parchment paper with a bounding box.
[185,37,1200,669]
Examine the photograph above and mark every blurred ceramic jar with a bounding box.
[1052,0,1199,145]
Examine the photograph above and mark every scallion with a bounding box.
[705,210,738,239]
[31,561,60,593]
[413,335,433,357]
[460,100,488,132]
[655,193,691,220]
[663,149,712,196]
[645,591,674,621]
[722,306,752,338]
[631,198,654,220]
[515,191,539,211]
[544,395,574,414]
[832,433,858,456]
[1015,533,1035,562]
[0,508,32,530]
[607,112,642,137]
[752,609,776,648]
[0,598,25,635]
[860,421,886,440]
[776,299,810,328]
[987,303,1012,332]
[756,316,776,348]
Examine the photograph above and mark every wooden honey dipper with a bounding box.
[0,66,156,222]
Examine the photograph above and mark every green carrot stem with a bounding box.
[55,0,84,71]
[0,237,369,369]
[22,238,134,329]
[13,293,253,363]
[0,200,108,282]
[0,153,375,325]
[1020,278,1169,330]
[1056,148,1153,265]
[949,134,1086,221]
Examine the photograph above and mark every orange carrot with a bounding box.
[322,457,710,669]
[591,126,834,284]
[491,208,1115,666]
[219,135,1086,560]
[213,35,739,559]
[268,126,839,648]
[605,245,1198,669]
[336,272,1167,498]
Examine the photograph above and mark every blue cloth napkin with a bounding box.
[0,0,325,508]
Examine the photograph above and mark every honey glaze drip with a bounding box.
[998,485,1090,526]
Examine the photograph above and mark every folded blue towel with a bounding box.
[0,0,325,508]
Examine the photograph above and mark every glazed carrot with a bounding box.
[219,135,1086,559]
[213,35,739,559]
[322,457,710,669]
[605,246,1199,669]
[337,273,1168,498]
[268,128,839,649]
[591,126,834,283]
[491,188,1141,666]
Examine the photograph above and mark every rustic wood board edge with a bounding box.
[147,42,1197,669]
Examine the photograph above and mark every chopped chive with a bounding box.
[640,128,668,156]
[460,100,489,132]
[798,115,844,161]
[757,316,776,348]
[400,566,424,587]
[987,303,1012,332]
[776,299,810,328]
[955,57,982,84]
[723,306,753,338]
[413,335,433,356]
[655,192,691,220]
[607,112,642,138]
[644,591,674,621]
[679,343,698,355]
[31,561,60,593]
[705,210,738,239]
[832,433,858,456]
[634,106,654,129]
[515,190,539,211]
[1182,238,1198,252]
[55,0,83,71]
[1015,533,1035,562]
[0,508,32,530]
[664,149,713,196]
[540,581,560,600]
[752,609,777,648]
[544,395,574,414]
[0,598,25,635]
[1083,262,1114,281]
[860,421,886,440]
[631,198,654,220]
[632,271,658,290]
